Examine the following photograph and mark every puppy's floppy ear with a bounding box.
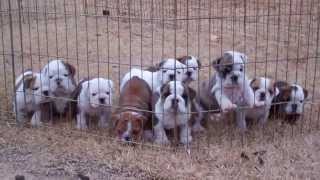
[303,88,308,98]
[158,59,167,68]
[107,79,114,90]
[279,86,292,101]
[211,56,222,71]
[197,58,202,69]
[111,113,121,129]
[62,61,76,77]
[249,78,257,86]
[23,75,36,89]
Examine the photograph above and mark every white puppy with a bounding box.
[177,56,201,84]
[246,77,279,125]
[41,59,76,115]
[14,70,50,126]
[153,81,195,145]
[210,51,254,131]
[75,78,114,130]
[120,58,186,93]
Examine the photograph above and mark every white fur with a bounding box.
[154,81,192,145]
[14,70,50,127]
[211,51,254,131]
[246,77,279,125]
[76,78,113,130]
[120,58,186,93]
[182,56,200,84]
[41,59,76,114]
[285,84,306,115]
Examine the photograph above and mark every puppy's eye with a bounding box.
[193,67,197,70]
[49,76,53,79]
[300,100,303,103]
[240,68,243,72]
[106,92,110,95]
[162,70,167,73]
[32,87,39,91]
[64,74,68,77]
[177,71,181,74]
[92,93,97,96]
[252,87,259,91]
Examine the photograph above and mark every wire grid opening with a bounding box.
[0,0,320,150]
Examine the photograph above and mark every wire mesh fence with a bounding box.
[0,0,319,150]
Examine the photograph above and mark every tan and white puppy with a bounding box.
[120,58,186,93]
[177,55,201,84]
[199,51,254,131]
[41,59,77,115]
[153,81,195,145]
[271,81,308,123]
[74,78,113,129]
[113,77,153,143]
[14,70,50,127]
[246,77,279,125]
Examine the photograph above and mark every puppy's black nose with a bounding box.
[186,71,192,77]
[124,136,131,141]
[99,98,105,104]
[231,75,238,83]
[43,90,49,96]
[172,99,179,107]
[260,92,266,101]
[169,74,175,81]
[55,78,62,85]
[292,104,298,112]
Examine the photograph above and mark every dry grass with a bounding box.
[0,0,320,179]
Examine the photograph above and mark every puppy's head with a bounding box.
[160,81,195,113]
[82,78,114,108]
[113,111,146,143]
[212,51,248,87]
[250,77,279,107]
[17,71,50,105]
[177,56,201,83]
[158,59,186,85]
[42,59,76,94]
[277,83,308,116]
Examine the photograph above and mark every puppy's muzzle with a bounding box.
[169,74,175,81]
[55,78,62,85]
[186,71,192,77]
[259,92,266,101]
[292,104,297,112]
[99,98,106,104]
[171,98,179,108]
[42,90,49,96]
[231,75,238,84]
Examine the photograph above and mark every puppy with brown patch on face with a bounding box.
[113,77,153,143]
[41,59,77,116]
[197,51,254,131]
[176,55,201,84]
[73,78,114,130]
[153,81,195,145]
[246,77,279,125]
[271,81,308,124]
[14,70,51,127]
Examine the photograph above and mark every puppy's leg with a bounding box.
[259,107,270,125]
[180,124,192,145]
[236,109,247,131]
[213,88,236,112]
[76,111,88,130]
[98,111,110,128]
[153,123,170,145]
[31,110,42,127]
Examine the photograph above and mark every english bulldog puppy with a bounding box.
[120,58,186,93]
[246,77,279,125]
[271,81,308,124]
[74,78,114,129]
[198,51,254,131]
[14,70,50,127]
[176,55,201,84]
[113,77,153,143]
[41,59,77,116]
[153,81,195,145]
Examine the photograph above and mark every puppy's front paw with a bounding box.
[98,120,108,128]
[180,135,192,145]
[31,115,42,127]
[221,100,237,112]
[154,136,170,145]
[192,123,206,133]
[76,123,88,130]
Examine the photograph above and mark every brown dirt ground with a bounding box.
[0,0,320,179]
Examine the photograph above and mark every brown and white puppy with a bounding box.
[153,81,195,145]
[271,81,308,123]
[177,55,201,84]
[113,77,153,143]
[41,59,77,116]
[246,77,279,125]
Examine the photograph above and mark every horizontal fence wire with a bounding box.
[0,0,320,151]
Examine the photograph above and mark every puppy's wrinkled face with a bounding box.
[82,78,113,108]
[158,59,186,85]
[250,77,279,107]
[21,72,50,105]
[42,59,76,94]
[114,112,144,143]
[283,84,308,115]
[178,56,201,83]
[212,51,247,87]
[160,81,189,113]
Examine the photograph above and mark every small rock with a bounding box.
[240,152,249,160]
